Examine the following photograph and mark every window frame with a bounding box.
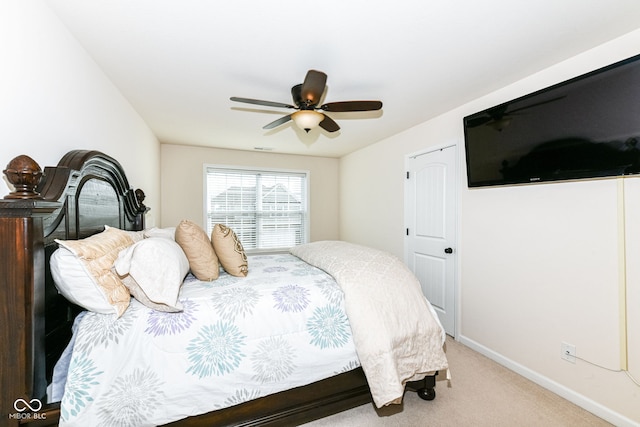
[203,163,310,254]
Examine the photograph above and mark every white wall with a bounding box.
[340,29,640,425]
[160,144,340,243]
[0,1,160,224]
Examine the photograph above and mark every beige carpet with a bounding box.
[304,336,611,427]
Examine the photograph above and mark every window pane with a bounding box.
[205,166,308,252]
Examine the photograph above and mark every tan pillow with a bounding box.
[211,224,248,277]
[174,220,219,281]
[55,226,134,316]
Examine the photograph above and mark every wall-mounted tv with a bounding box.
[463,53,640,187]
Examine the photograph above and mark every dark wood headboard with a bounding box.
[0,150,147,424]
[1,150,375,427]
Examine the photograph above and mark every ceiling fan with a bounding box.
[230,70,383,133]
[466,96,565,131]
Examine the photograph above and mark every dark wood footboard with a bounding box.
[14,370,371,427]
[163,368,371,427]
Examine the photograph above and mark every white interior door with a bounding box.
[405,145,457,336]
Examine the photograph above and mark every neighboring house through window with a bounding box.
[205,166,309,252]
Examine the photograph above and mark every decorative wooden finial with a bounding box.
[135,188,147,211]
[3,155,44,199]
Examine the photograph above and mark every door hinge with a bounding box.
[406,171,410,179]
[406,228,409,236]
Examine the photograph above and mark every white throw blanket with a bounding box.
[290,240,448,407]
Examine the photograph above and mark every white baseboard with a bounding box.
[457,334,639,427]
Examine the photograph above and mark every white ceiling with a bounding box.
[45,0,640,158]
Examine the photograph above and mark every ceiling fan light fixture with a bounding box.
[292,110,324,132]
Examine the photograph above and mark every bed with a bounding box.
[0,150,448,426]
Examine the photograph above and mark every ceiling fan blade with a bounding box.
[319,115,340,132]
[263,114,292,130]
[467,104,508,128]
[468,95,566,128]
[507,95,566,115]
[230,97,296,109]
[300,70,327,106]
[320,100,383,112]
[466,115,492,128]
[291,84,303,107]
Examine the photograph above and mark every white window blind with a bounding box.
[205,166,308,252]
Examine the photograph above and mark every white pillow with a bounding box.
[143,227,176,240]
[113,237,189,312]
[50,247,116,314]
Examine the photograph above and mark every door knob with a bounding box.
[444,247,453,254]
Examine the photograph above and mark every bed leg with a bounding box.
[416,372,437,401]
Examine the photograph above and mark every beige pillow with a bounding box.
[125,230,146,243]
[55,226,134,316]
[174,220,219,281]
[211,224,248,277]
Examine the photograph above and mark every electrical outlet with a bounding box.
[561,342,576,363]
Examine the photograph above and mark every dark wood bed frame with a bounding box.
[0,150,436,426]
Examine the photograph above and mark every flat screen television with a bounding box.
[463,53,640,187]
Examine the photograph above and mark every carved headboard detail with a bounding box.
[0,150,148,423]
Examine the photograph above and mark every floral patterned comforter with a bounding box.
[52,254,360,427]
